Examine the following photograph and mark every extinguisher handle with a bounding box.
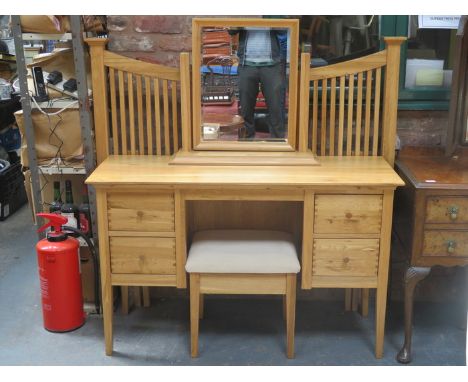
[37,213,68,233]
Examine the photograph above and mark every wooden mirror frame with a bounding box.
[191,18,299,152]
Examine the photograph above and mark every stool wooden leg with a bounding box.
[121,286,129,315]
[199,294,204,319]
[282,295,286,321]
[190,274,200,357]
[142,287,151,307]
[285,274,296,359]
[351,289,359,312]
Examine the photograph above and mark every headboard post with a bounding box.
[180,52,192,152]
[298,52,311,152]
[381,37,406,166]
[86,38,110,165]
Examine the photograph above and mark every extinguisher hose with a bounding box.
[63,226,101,315]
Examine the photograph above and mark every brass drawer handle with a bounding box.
[446,240,457,254]
[447,206,459,220]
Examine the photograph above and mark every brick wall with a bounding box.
[108,15,194,67]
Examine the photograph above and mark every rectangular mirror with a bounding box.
[192,18,299,151]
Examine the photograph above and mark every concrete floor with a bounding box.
[0,206,466,366]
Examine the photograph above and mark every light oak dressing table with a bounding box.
[85,20,405,358]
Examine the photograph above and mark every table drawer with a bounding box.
[314,195,382,234]
[110,237,176,274]
[312,238,380,277]
[422,230,468,258]
[107,192,175,232]
[425,197,468,224]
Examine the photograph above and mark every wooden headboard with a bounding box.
[86,38,191,165]
[298,37,405,166]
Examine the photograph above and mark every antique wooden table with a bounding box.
[393,146,468,363]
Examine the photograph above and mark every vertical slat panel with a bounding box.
[127,72,136,154]
[312,80,319,154]
[109,67,119,155]
[154,78,162,156]
[364,70,373,156]
[346,74,354,155]
[162,79,170,155]
[136,75,144,155]
[298,53,311,152]
[118,70,127,155]
[145,76,153,155]
[373,67,382,156]
[180,52,192,152]
[172,82,179,152]
[320,78,327,156]
[329,77,336,156]
[338,76,345,156]
[355,72,363,155]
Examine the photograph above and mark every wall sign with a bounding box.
[418,15,461,29]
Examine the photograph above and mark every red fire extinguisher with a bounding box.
[36,213,85,332]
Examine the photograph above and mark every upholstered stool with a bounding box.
[185,229,300,358]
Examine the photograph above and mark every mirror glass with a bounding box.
[199,25,292,143]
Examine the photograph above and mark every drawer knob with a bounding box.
[447,206,459,220]
[446,240,457,254]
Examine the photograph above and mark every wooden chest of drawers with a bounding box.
[392,147,468,363]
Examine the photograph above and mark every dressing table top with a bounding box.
[86,155,404,188]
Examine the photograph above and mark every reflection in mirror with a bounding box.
[200,26,290,142]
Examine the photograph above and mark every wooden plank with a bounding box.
[104,50,180,80]
[329,77,336,156]
[375,188,395,358]
[364,70,372,156]
[312,80,319,154]
[355,72,363,155]
[175,190,187,288]
[314,194,383,234]
[145,76,153,155]
[118,70,127,155]
[311,275,378,288]
[109,67,119,155]
[308,50,387,80]
[172,81,179,152]
[372,67,381,156]
[108,231,176,238]
[88,40,109,164]
[163,79,170,155]
[136,75,144,155]
[338,76,345,156]
[107,192,175,232]
[321,78,328,156]
[301,191,314,289]
[298,53,311,152]
[154,78,162,156]
[382,38,404,166]
[346,74,354,155]
[199,274,287,294]
[180,52,192,152]
[95,190,113,355]
[110,236,176,274]
[312,238,380,277]
[112,274,177,286]
[127,72,136,154]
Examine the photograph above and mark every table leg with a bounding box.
[396,266,431,364]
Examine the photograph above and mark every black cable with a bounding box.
[62,225,101,315]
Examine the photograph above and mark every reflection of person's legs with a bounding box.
[260,63,285,138]
[238,65,259,138]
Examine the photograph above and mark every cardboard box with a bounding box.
[15,109,83,168]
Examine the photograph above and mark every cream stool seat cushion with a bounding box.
[185,230,300,274]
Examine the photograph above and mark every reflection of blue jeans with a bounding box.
[238,63,285,138]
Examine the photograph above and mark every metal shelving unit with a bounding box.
[11,15,98,240]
